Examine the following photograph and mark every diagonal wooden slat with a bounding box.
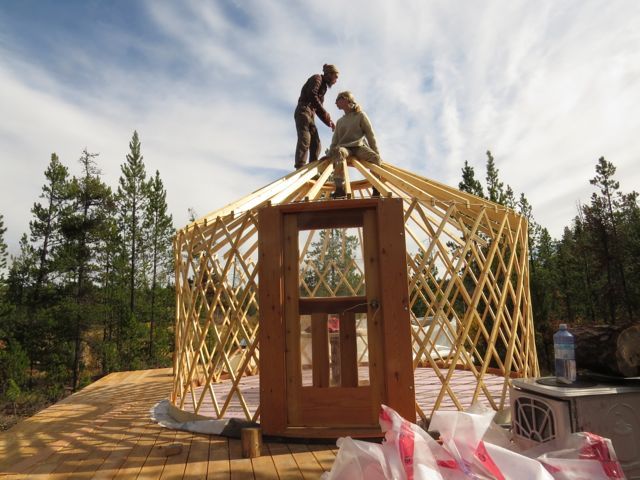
[173,159,539,425]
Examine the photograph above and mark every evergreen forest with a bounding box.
[459,152,640,369]
[0,132,175,428]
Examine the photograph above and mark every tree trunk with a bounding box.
[573,323,640,377]
[149,265,157,361]
[130,211,136,315]
[72,313,82,391]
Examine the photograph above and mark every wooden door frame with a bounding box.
[258,198,415,438]
[285,206,380,430]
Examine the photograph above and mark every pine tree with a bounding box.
[621,191,640,313]
[572,209,598,322]
[532,227,559,370]
[518,193,540,249]
[0,213,9,323]
[586,157,633,320]
[6,234,36,306]
[4,234,41,381]
[61,149,114,390]
[143,170,174,362]
[94,211,122,373]
[485,150,506,204]
[519,193,540,294]
[0,213,7,281]
[504,185,516,209]
[459,161,484,197]
[0,342,29,397]
[116,131,149,318]
[29,153,70,301]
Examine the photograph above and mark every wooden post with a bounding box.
[311,313,330,387]
[241,427,262,458]
[330,331,341,386]
[258,206,286,435]
[340,311,358,387]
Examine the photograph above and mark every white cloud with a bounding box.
[1,0,640,259]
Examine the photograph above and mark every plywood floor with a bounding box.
[0,369,337,479]
[179,367,509,421]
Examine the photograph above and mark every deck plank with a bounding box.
[159,429,192,479]
[137,426,177,480]
[112,422,164,479]
[307,443,337,473]
[251,453,279,480]
[89,425,151,480]
[228,438,255,480]
[183,433,210,479]
[56,411,128,479]
[0,368,347,479]
[266,442,304,480]
[208,436,231,479]
[287,443,325,479]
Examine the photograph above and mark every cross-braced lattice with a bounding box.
[173,158,539,423]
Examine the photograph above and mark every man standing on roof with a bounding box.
[294,64,339,169]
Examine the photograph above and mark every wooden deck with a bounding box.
[0,369,337,479]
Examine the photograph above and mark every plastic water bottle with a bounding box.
[553,324,576,384]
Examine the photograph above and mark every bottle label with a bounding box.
[554,343,575,360]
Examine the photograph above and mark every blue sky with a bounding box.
[1,1,640,258]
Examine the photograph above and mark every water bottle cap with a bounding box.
[559,323,567,329]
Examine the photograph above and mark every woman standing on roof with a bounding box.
[327,91,382,198]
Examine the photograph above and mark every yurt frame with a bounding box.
[172,157,540,425]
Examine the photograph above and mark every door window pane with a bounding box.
[300,311,372,388]
[299,228,365,298]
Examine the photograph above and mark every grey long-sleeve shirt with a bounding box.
[329,110,379,153]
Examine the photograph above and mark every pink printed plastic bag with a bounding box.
[321,436,390,480]
[430,408,554,479]
[323,405,625,480]
[323,405,460,480]
[526,432,626,479]
[379,404,466,480]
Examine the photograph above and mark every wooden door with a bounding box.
[259,199,414,438]
[284,208,383,432]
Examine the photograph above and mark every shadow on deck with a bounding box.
[0,368,335,479]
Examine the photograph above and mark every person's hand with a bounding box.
[329,120,335,131]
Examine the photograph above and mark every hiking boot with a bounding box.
[371,187,380,197]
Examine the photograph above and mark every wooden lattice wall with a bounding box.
[172,159,540,423]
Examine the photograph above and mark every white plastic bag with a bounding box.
[482,441,555,479]
[323,405,457,480]
[430,407,554,480]
[320,436,390,480]
[525,432,626,479]
[323,405,624,480]
[379,404,462,480]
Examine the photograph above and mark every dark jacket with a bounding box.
[296,74,332,127]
